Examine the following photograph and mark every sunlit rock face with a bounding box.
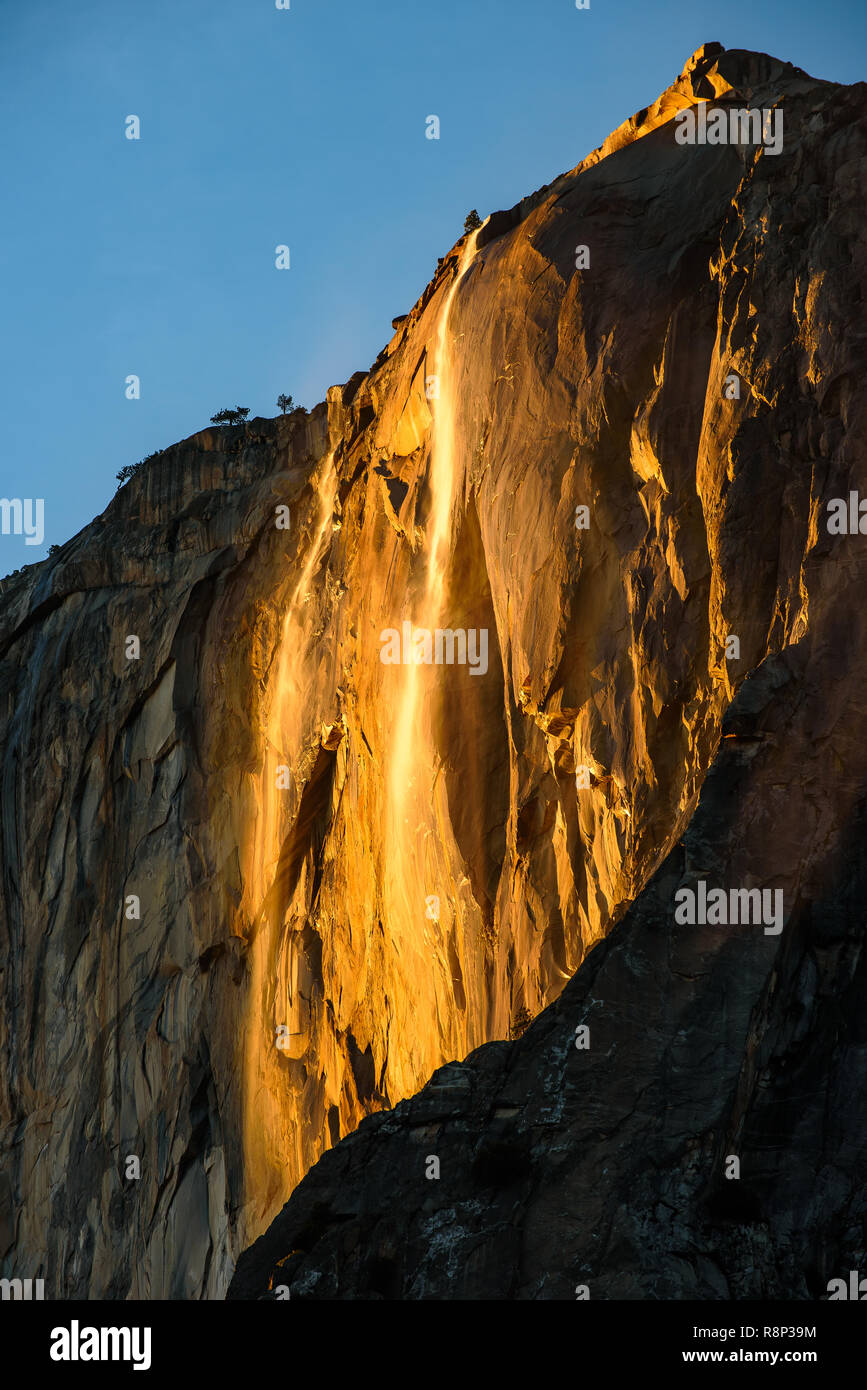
[2,43,863,1299]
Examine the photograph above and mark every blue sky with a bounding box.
[1,0,865,571]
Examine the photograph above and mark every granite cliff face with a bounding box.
[2,43,865,1299]
[229,645,867,1300]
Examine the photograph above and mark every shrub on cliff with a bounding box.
[464,209,483,233]
[210,406,250,426]
[115,449,165,489]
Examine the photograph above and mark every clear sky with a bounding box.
[1,0,865,572]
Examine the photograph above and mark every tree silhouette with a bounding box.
[210,407,250,426]
[116,448,164,489]
[277,394,294,415]
[464,209,483,233]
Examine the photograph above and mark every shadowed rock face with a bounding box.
[2,43,865,1299]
